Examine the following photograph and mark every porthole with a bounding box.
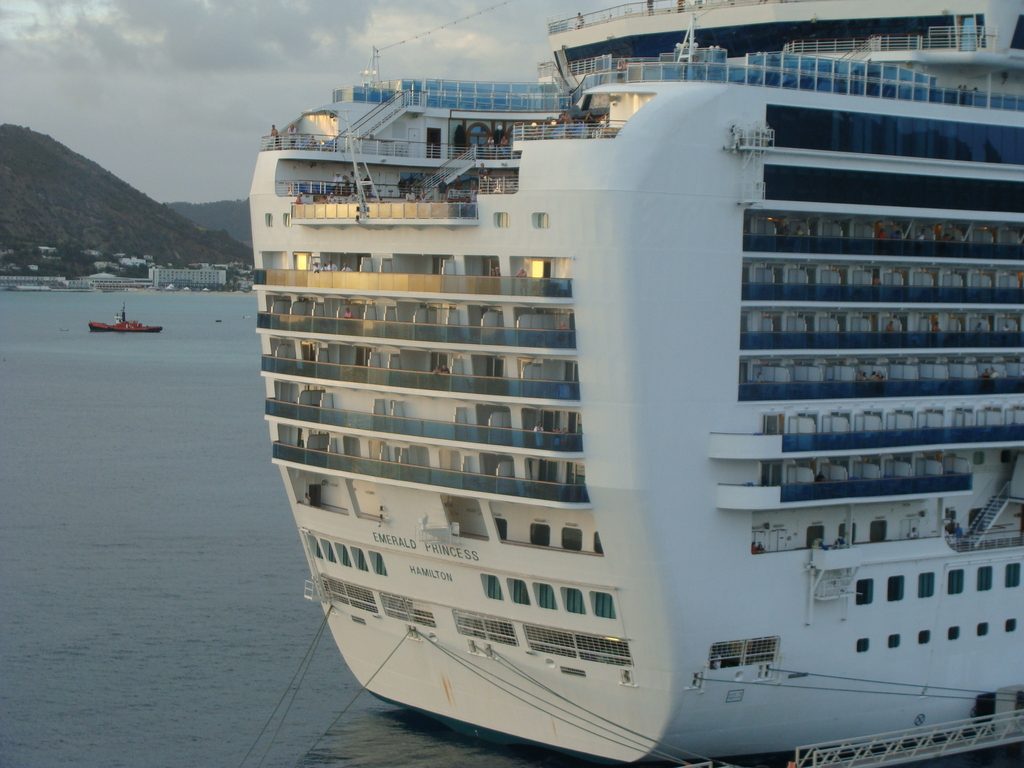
[494,212,510,228]
[532,212,550,229]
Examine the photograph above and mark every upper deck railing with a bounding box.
[254,269,573,299]
[549,0,819,35]
[784,26,998,55]
[512,121,626,142]
[331,78,568,112]
[291,202,477,224]
[574,53,1024,114]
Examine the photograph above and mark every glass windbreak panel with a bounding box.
[535,583,557,609]
[308,534,323,559]
[494,517,508,540]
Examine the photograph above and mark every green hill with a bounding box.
[168,199,252,246]
[0,124,252,265]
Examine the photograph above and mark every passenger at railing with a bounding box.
[343,308,353,318]
[341,264,354,272]
[834,535,847,548]
[891,226,903,239]
[795,226,805,236]
[814,471,827,482]
[871,371,885,381]
[884,320,896,333]
[917,228,927,241]
[313,262,321,274]
[856,370,868,381]
[954,523,964,542]
[931,319,941,332]
[287,123,297,147]
[516,267,528,277]
[576,12,584,29]
[647,0,654,15]
[751,541,766,554]
[908,527,919,538]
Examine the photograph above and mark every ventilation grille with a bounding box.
[453,610,518,646]
[380,592,437,627]
[321,575,378,613]
[560,666,587,677]
[709,636,779,668]
[524,624,633,667]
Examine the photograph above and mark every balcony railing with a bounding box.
[949,533,1024,552]
[267,400,584,452]
[254,269,573,299]
[780,473,972,502]
[744,234,1024,262]
[782,423,1024,453]
[742,284,1024,305]
[479,177,519,194]
[740,378,1024,402]
[263,356,580,400]
[512,122,625,142]
[257,313,575,350]
[291,202,477,223]
[741,331,1024,351]
[273,443,589,503]
[256,313,577,348]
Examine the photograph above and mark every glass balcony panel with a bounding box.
[743,234,1024,261]
[266,400,583,451]
[740,331,1024,351]
[741,283,1024,305]
[273,443,589,503]
[740,378,1024,402]
[782,423,1024,452]
[779,474,971,502]
[254,270,572,298]
[263,356,579,400]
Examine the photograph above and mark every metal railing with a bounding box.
[256,312,576,349]
[741,330,1024,351]
[783,26,999,56]
[479,177,519,194]
[291,202,477,222]
[742,283,1024,305]
[794,709,1024,768]
[776,473,972,503]
[272,443,590,504]
[262,356,581,401]
[512,121,625,141]
[547,0,819,35]
[266,399,584,452]
[780,423,1024,453]
[743,234,1024,262]
[254,269,573,298]
[740,378,1024,402]
[949,533,1024,552]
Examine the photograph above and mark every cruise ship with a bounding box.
[249,0,1024,762]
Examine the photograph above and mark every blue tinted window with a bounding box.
[764,166,1024,214]
[767,105,1024,166]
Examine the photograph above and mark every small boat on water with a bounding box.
[88,303,162,333]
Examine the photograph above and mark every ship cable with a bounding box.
[290,629,409,768]
[490,650,742,768]
[237,610,330,768]
[767,667,994,696]
[420,630,725,765]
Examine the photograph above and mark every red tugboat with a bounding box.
[88,303,162,333]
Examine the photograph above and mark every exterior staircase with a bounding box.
[349,90,427,139]
[967,481,1010,537]
[418,147,478,191]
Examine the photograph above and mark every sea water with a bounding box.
[0,292,1017,768]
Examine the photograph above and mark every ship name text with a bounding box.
[409,565,454,581]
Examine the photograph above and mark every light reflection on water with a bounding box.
[0,293,1018,768]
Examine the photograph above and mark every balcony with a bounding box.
[742,283,1024,305]
[512,121,625,142]
[254,270,573,299]
[744,234,1024,262]
[741,331,1024,352]
[257,313,575,350]
[266,399,584,453]
[273,443,589,504]
[262,356,580,401]
[719,473,972,510]
[740,378,1024,402]
[291,202,477,226]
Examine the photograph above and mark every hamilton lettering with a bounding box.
[409,565,454,582]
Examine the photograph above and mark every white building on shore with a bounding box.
[149,266,226,290]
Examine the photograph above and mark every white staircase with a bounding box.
[967,482,1010,537]
[418,147,478,191]
[349,90,427,139]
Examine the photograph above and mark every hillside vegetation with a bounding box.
[0,124,252,265]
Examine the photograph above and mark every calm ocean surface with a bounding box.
[0,292,1017,768]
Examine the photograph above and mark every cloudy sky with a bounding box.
[0,0,607,203]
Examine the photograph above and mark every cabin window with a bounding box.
[322,539,336,563]
[265,213,273,227]
[335,543,351,567]
[494,212,510,228]
[532,212,550,229]
[948,626,960,640]
[283,213,291,227]
[594,532,604,554]
[369,551,387,576]
[888,634,900,648]
[977,566,993,591]
[948,569,964,594]
[918,630,931,644]
[307,534,322,559]
[592,592,616,619]
[468,123,490,145]
[887,575,904,602]
[509,578,530,605]
[855,579,874,605]
[530,523,550,546]
[563,588,585,614]
[351,547,368,572]
[561,527,583,551]
[1006,563,1021,588]
[535,583,557,609]
[1007,619,1018,632]
[918,572,935,598]
[977,622,989,636]
[856,638,869,653]
[483,574,503,600]
[494,517,508,540]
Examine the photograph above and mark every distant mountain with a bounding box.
[0,124,252,264]
[168,199,252,246]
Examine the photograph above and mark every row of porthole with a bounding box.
[494,212,548,229]
[265,213,292,227]
[857,619,1018,652]
[308,534,388,576]
[481,573,616,619]
[856,562,1021,604]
